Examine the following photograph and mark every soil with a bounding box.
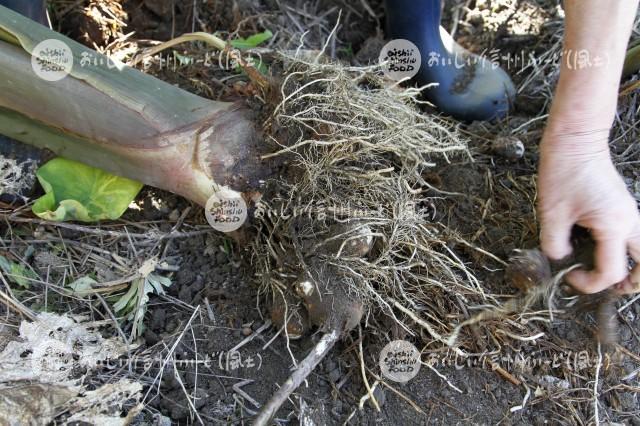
[129,214,539,425]
[127,160,640,424]
[2,0,640,424]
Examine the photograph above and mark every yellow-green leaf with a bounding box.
[230,30,273,50]
[32,158,143,222]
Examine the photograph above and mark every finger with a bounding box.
[567,236,628,294]
[540,214,573,260]
[627,226,640,261]
[613,271,640,295]
[613,232,640,295]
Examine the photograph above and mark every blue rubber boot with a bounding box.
[0,0,48,203]
[385,0,515,121]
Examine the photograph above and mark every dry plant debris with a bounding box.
[0,312,130,383]
[0,155,37,200]
[0,312,142,425]
[51,0,128,49]
[0,380,142,425]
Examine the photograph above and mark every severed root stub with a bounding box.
[573,290,621,349]
[255,226,370,425]
[293,260,364,333]
[255,265,364,425]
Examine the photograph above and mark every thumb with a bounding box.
[568,236,628,294]
[613,234,640,295]
[540,214,573,260]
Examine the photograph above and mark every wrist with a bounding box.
[550,90,616,129]
[550,71,618,131]
[541,112,612,160]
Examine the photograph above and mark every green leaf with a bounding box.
[0,256,12,274]
[230,30,273,50]
[228,31,272,76]
[253,60,269,75]
[233,60,268,76]
[113,274,171,316]
[113,279,140,313]
[146,274,171,295]
[0,255,37,288]
[32,158,143,222]
[338,44,354,58]
[112,271,171,340]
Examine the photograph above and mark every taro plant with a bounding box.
[0,5,272,208]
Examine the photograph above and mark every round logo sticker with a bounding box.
[205,188,248,233]
[31,39,73,82]
[379,39,422,81]
[379,339,421,383]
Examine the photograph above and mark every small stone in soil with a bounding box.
[151,308,166,332]
[371,386,386,408]
[154,413,172,426]
[328,367,342,383]
[491,136,525,161]
[144,329,160,346]
[619,324,632,342]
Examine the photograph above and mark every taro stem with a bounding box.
[0,5,271,206]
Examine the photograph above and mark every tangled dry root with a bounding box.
[0,155,36,200]
[251,52,500,344]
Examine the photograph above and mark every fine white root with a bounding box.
[252,52,482,349]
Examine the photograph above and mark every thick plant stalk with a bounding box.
[0,5,270,206]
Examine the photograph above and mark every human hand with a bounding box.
[538,127,640,295]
